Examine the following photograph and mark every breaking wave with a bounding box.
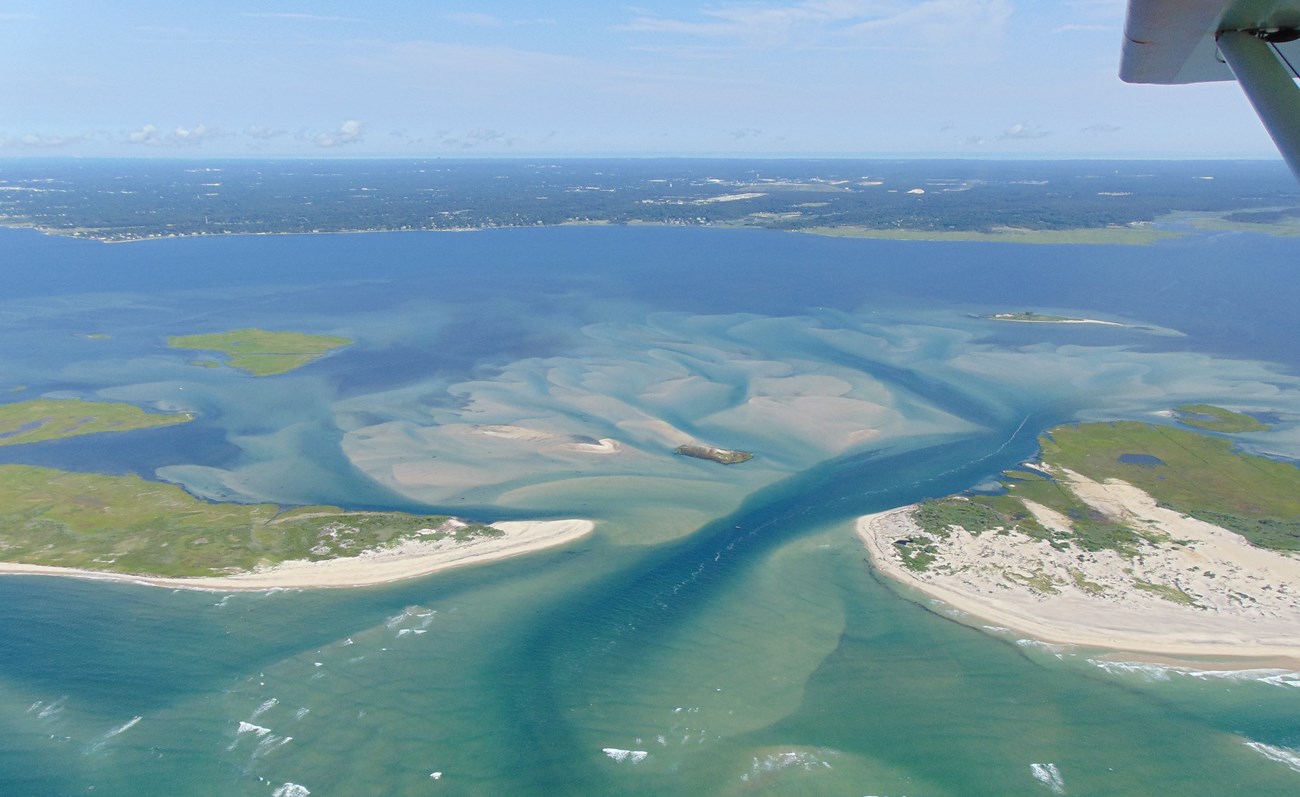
[1030,762,1065,794]
[1089,659,1300,688]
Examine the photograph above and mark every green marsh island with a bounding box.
[1172,403,1270,433]
[168,328,353,376]
[0,398,192,446]
[858,407,1300,659]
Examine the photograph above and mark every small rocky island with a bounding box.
[674,444,754,465]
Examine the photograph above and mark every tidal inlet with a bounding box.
[3,230,1300,796]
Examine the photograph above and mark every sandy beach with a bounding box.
[0,519,594,592]
[856,473,1300,665]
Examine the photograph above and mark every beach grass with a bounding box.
[0,398,193,447]
[167,328,354,376]
[0,464,499,577]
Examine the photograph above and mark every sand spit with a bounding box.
[857,472,1300,664]
[0,519,593,592]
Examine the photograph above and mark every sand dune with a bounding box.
[857,472,1300,665]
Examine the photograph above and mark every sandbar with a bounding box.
[857,473,1300,665]
[0,519,593,592]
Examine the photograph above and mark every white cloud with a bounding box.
[1000,122,1051,140]
[171,124,214,144]
[0,131,92,149]
[126,123,219,146]
[439,127,515,149]
[308,120,365,148]
[127,124,160,145]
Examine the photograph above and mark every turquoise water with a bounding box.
[1,226,1300,795]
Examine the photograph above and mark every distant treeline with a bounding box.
[1,158,1295,241]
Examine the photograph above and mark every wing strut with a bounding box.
[1217,30,1300,178]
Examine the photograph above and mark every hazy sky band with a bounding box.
[0,1,1280,158]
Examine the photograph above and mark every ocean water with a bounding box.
[1,225,1299,795]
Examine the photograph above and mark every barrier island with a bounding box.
[858,410,1300,661]
[0,463,592,590]
[168,328,353,376]
[0,464,499,576]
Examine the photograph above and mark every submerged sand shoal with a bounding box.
[857,473,1300,665]
[0,519,593,592]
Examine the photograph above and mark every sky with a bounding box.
[0,1,1284,159]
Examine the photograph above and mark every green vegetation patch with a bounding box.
[1174,404,1269,433]
[909,418,1300,562]
[1041,421,1300,550]
[798,225,1179,246]
[168,328,353,376]
[1133,579,1198,606]
[1180,209,1300,238]
[0,464,499,577]
[0,398,192,447]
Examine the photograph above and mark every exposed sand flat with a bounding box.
[472,424,559,442]
[856,472,1300,664]
[991,315,1125,327]
[560,437,622,453]
[0,519,594,592]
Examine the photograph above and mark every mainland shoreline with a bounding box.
[0,519,593,592]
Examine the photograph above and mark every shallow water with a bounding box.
[1,225,1299,795]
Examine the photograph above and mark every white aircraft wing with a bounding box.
[1121,0,1300,176]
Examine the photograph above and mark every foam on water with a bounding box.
[237,722,271,737]
[252,733,293,758]
[250,698,278,720]
[229,721,272,752]
[1030,762,1065,794]
[1016,639,1073,658]
[103,716,141,738]
[601,747,649,764]
[82,715,144,755]
[31,696,68,720]
[1244,741,1300,774]
[750,750,834,775]
[271,784,309,797]
[1089,659,1300,688]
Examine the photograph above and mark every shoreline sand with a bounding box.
[856,483,1300,666]
[0,519,594,592]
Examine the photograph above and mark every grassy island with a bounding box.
[1173,403,1270,433]
[896,419,1300,573]
[168,328,353,376]
[0,464,499,577]
[674,444,754,465]
[0,398,193,447]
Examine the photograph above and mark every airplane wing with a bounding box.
[1121,0,1300,177]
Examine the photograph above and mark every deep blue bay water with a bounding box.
[2,225,1300,795]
